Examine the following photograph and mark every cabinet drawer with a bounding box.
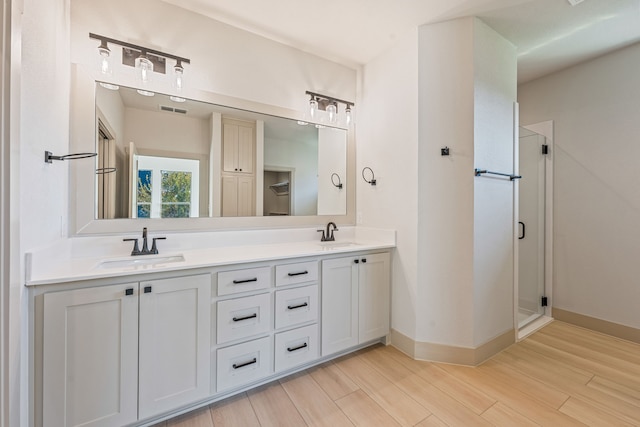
[217,293,271,344]
[274,324,318,373]
[274,284,318,330]
[217,337,272,392]
[275,261,318,287]
[217,266,271,296]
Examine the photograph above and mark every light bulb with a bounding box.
[309,98,318,119]
[327,102,337,124]
[97,41,112,76]
[135,54,153,83]
[174,61,185,91]
[345,105,352,125]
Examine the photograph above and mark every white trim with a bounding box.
[0,1,10,422]
[512,102,520,337]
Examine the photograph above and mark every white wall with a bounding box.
[18,0,71,425]
[418,18,476,347]
[123,108,210,156]
[70,0,356,114]
[361,17,516,350]
[263,133,317,216]
[317,128,347,215]
[358,27,419,339]
[471,19,517,346]
[519,42,640,329]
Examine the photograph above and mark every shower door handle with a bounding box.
[518,221,525,240]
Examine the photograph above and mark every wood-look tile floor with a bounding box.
[158,321,640,426]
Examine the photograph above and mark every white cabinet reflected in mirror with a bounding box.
[95,83,347,220]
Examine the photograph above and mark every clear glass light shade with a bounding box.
[135,55,153,83]
[98,46,112,76]
[136,89,155,97]
[309,98,318,119]
[170,96,186,103]
[326,103,337,123]
[345,106,353,125]
[174,63,185,91]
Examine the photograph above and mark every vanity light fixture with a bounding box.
[305,91,354,126]
[89,33,191,89]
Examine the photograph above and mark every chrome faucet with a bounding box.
[318,222,339,242]
[123,227,166,256]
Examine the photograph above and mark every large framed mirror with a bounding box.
[70,66,355,234]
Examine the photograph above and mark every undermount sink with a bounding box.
[318,241,361,250]
[96,254,186,269]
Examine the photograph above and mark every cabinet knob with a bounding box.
[362,258,367,263]
[354,259,359,264]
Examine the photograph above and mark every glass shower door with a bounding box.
[518,128,546,328]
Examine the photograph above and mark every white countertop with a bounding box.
[26,227,395,286]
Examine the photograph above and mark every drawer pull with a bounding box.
[232,313,258,322]
[232,278,258,284]
[287,270,308,277]
[125,288,134,296]
[144,285,152,293]
[287,342,308,352]
[287,302,309,310]
[232,358,257,369]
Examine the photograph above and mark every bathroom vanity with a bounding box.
[27,227,394,426]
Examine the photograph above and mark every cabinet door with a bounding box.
[237,125,254,173]
[237,176,255,216]
[321,257,358,356]
[43,283,138,427]
[358,253,391,343]
[138,274,211,419]
[222,122,239,172]
[221,175,239,216]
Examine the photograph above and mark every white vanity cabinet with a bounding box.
[42,274,211,427]
[321,252,390,356]
[35,245,392,426]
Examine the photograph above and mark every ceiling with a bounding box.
[162,0,640,83]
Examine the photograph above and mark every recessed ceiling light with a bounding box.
[136,89,155,97]
[99,82,119,91]
[567,0,585,5]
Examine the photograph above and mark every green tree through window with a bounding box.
[161,171,192,218]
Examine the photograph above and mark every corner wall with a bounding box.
[361,17,517,358]
[519,42,640,331]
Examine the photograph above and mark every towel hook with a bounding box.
[362,167,377,186]
[331,173,343,189]
[45,151,97,164]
